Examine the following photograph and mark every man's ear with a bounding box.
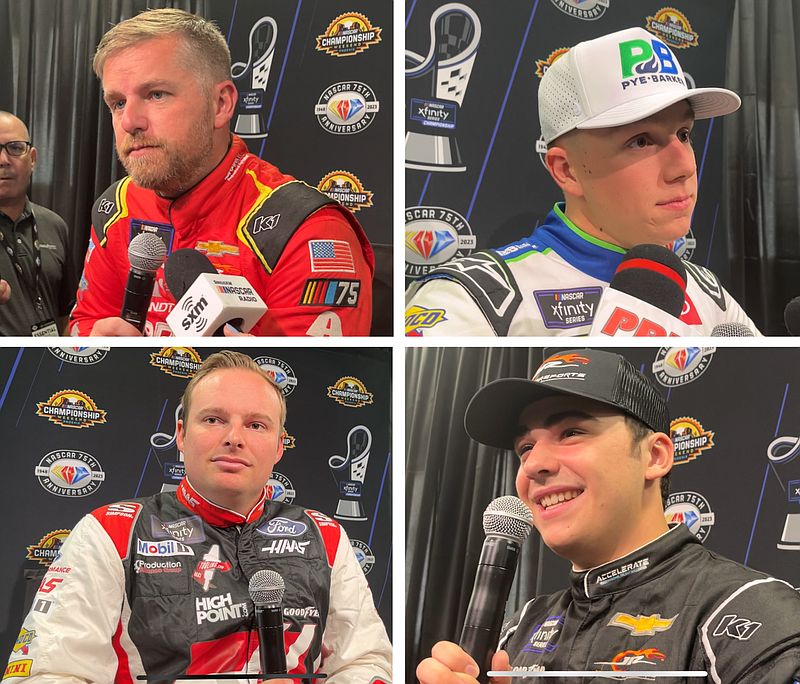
[545,144,584,199]
[176,419,185,454]
[644,432,674,483]
[212,81,237,130]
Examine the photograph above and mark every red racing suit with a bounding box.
[70,135,374,336]
[5,478,392,683]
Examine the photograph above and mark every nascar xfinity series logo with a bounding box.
[652,347,715,387]
[318,170,373,212]
[149,347,203,378]
[35,450,105,497]
[254,356,297,396]
[405,206,476,279]
[646,8,699,48]
[316,13,381,56]
[36,390,106,428]
[522,616,563,654]
[315,82,380,134]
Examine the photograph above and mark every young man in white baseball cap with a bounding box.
[405,27,760,337]
[416,349,800,683]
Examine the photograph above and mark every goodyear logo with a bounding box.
[646,7,699,49]
[327,376,374,408]
[670,417,714,464]
[535,47,569,79]
[316,13,381,57]
[36,390,106,428]
[405,305,447,336]
[608,612,677,635]
[150,348,203,378]
[26,530,71,566]
[318,170,373,212]
[12,630,35,655]
[4,661,32,679]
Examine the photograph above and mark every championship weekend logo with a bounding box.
[253,356,297,396]
[535,47,569,78]
[26,530,70,566]
[315,82,380,134]
[282,429,296,449]
[35,450,105,497]
[652,347,715,387]
[405,206,477,279]
[351,539,375,575]
[316,13,381,56]
[36,390,106,428]
[318,171,373,212]
[670,417,714,465]
[149,347,203,378]
[665,491,715,542]
[48,347,109,365]
[327,376,374,408]
[550,0,609,21]
[646,8,699,48]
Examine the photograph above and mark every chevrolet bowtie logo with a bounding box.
[608,612,677,635]
[196,241,239,257]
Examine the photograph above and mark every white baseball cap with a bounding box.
[539,27,741,144]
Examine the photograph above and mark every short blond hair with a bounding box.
[93,8,231,91]
[181,351,286,432]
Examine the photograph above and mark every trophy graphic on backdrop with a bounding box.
[232,17,278,139]
[150,404,184,493]
[328,425,372,521]
[405,3,481,172]
[767,430,800,550]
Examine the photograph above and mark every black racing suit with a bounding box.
[499,524,800,683]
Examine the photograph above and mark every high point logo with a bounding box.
[318,170,373,212]
[150,347,203,378]
[316,12,381,57]
[36,390,106,428]
[618,36,684,90]
[646,8,699,49]
[327,376,374,408]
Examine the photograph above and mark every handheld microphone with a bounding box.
[163,249,267,336]
[121,233,167,332]
[459,496,533,683]
[589,244,697,337]
[785,297,800,336]
[249,569,287,677]
[710,322,755,337]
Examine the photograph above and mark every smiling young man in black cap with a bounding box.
[417,349,800,684]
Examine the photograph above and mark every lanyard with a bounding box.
[0,205,43,310]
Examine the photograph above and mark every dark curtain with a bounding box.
[727,0,800,335]
[405,347,546,683]
[0,0,206,287]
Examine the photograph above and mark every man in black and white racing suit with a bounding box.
[417,350,800,684]
[6,351,392,684]
[405,27,761,337]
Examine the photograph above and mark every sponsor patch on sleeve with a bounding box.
[300,279,361,307]
[405,305,447,336]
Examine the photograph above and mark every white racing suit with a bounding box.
[405,204,760,337]
[5,478,392,684]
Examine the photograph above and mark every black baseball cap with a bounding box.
[464,349,670,450]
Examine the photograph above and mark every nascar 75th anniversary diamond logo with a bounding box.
[327,376,373,408]
[652,347,715,387]
[35,450,105,497]
[36,390,106,428]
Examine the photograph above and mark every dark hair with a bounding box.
[624,414,671,507]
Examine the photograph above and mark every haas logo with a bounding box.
[181,296,209,332]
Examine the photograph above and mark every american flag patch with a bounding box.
[308,240,356,273]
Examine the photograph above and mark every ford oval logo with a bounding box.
[257,517,307,537]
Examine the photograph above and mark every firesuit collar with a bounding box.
[177,476,266,527]
[530,203,627,283]
[570,523,699,599]
[146,135,251,231]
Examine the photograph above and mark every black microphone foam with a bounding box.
[163,248,218,302]
[785,297,800,336]
[609,244,687,319]
[121,233,167,333]
[249,569,287,676]
[459,496,533,683]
